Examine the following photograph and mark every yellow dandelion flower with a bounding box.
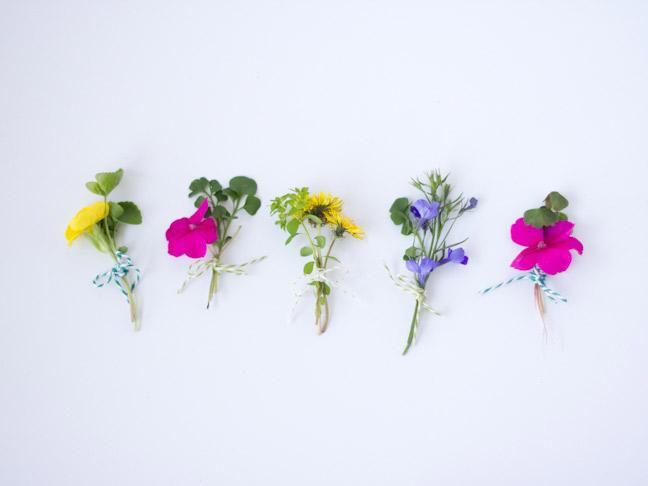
[65,201,109,246]
[303,192,343,224]
[330,213,364,239]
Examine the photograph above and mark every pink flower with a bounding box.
[166,198,219,258]
[510,218,583,275]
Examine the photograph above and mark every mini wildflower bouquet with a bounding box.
[481,192,583,339]
[386,171,477,354]
[270,189,364,334]
[166,176,265,307]
[66,169,142,330]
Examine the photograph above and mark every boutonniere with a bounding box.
[385,171,477,354]
[166,176,265,307]
[481,192,583,340]
[270,189,363,334]
[66,169,142,330]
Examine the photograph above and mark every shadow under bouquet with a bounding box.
[66,169,143,331]
[166,176,265,308]
[386,171,477,355]
[481,191,583,341]
[270,189,363,334]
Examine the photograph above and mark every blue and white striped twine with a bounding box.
[480,266,567,303]
[93,251,140,304]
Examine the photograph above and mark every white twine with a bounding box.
[178,256,266,293]
[289,265,361,322]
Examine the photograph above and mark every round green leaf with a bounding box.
[243,195,261,215]
[300,246,313,257]
[229,176,257,196]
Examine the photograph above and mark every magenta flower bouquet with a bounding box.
[166,176,265,307]
[386,171,477,355]
[481,192,583,338]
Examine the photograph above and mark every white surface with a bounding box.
[1,1,647,485]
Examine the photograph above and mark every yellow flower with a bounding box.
[330,212,364,239]
[303,192,343,224]
[65,201,110,246]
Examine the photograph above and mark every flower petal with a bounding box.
[537,247,572,275]
[184,231,208,258]
[550,236,583,255]
[65,225,83,246]
[69,201,109,231]
[167,235,187,257]
[189,198,210,225]
[543,220,575,245]
[197,218,219,244]
[511,218,543,247]
[406,259,421,274]
[419,257,438,275]
[165,218,191,242]
[511,247,540,271]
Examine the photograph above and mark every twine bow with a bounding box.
[93,251,140,304]
[383,262,439,343]
[480,266,567,303]
[289,265,361,321]
[178,256,267,293]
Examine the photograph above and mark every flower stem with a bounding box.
[534,283,547,342]
[122,277,139,331]
[207,268,218,309]
[402,300,420,355]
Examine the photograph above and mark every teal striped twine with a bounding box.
[92,251,140,304]
[480,266,567,303]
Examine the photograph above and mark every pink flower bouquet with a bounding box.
[166,176,265,308]
[481,192,583,339]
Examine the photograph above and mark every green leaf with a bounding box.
[300,246,313,257]
[545,191,569,211]
[314,236,326,248]
[243,195,261,215]
[229,176,257,196]
[556,212,569,221]
[322,283,331,295]
[86,181,105,196]
[304,214,322,225]
[285,233,299,245]
[95,169,123,196]
[214,191,228,202]
[117,246,128,253]
[326,256,341,263]
[524,207,558,228]
[303,261,314,275]
[115,201,142,224]
[195,195,206,208]
[287,218,300,235]
[223,188,239,200]
[211,205,231,220]
[404,246,418,260]
[189,177,210,197]
[109,202,124,220]
[390,197,410,225]
[400,222,413,236]
[209,179,222,195]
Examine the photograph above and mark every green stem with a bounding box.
[402,300,420,355]
[207,269,218,309]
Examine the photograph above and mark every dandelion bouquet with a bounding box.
[66,169,142,330]
[270,189,363,334]
[481,192,583,339]
[166,176,265,307]
[386,171,477,354]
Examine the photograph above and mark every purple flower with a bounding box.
[410,199,440,229]
[441,247,469,265]
[462,197,478,211]
[406,257,439,286]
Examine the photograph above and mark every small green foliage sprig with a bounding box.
[523,191,569,228]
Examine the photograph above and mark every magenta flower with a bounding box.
[510,218,583,275]
[166,198,219,258]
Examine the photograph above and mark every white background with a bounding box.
[1,1,647,485]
